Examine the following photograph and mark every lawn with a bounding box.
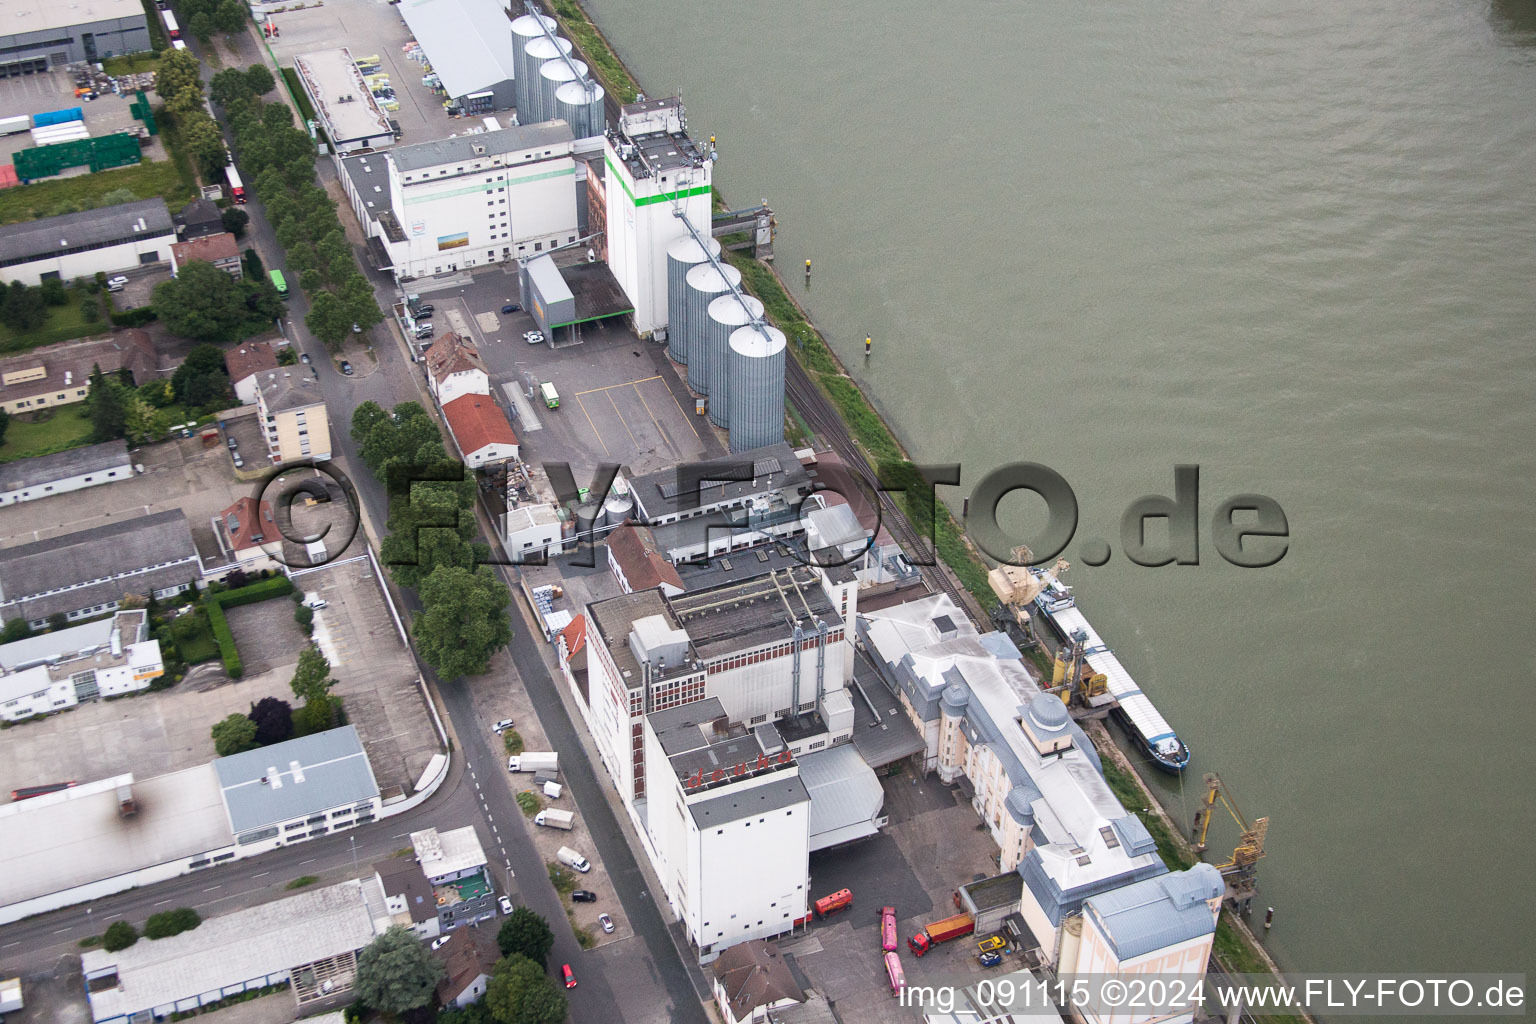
[0,160,196,227]
[0,404,95,462]
[173,614,221,664]
[102,51,161,75]
[0,287,109,353]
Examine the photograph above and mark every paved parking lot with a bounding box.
[108,265,174,313]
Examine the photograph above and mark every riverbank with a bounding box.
[541,0,1300,1000]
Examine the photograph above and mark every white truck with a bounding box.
[534,808,574,830]
[508,752,558,773]
[556,846,590,873]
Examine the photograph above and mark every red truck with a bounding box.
[907,912,975,956]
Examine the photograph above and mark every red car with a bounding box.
[561,964,577,989]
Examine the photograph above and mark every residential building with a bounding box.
[710,940,806,1024]
[292,49,394,155]
[606,520,684,597]
[174,198,225,240]
[498,503,564,562]
[433,926,501,1009]
[423,333,490,405]
[410,826,497,931]
[0,199,172,286]
[170,232,242,279]
[212,726,381,851]
[225,341,280,405]
[644,698,810,961]
[214,496,280,570]
[0,610,162,721]
[441,392,518,468]
[80,879,384,1024]
[0,331,159,416]
[374,857,441,940]
[0,0,149,76]
[0,440,133,507]
[253,369,330,463]
[339,121,579,282]
[0,509,200,627]
[602,97,712,335]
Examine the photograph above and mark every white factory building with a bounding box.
[340,122,581,282]
[603,97,713,336]
[0,0,149,76]
[0,199,173,287]
[0,610,163,721]
[293,49,395,155]
[0,439,134,508]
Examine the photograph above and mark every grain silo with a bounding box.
[665,236,720,364]
[511,14,557,98]
[727,324,787,453]
[703,293,764,427]
[602,480,634,528]
[519,35,573,123]
[683,262,741,395]
[538,58,588,130]
[554,79,606,140]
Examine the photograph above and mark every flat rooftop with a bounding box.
[0,769,232,909]
[294,49,392,145]
[627,443,809,521]
[213,726,378,835]
[668,565,838,660]
[587,589,694,686]
[614,98,708,178]
[553,261,632,326]
[674,540,805,590]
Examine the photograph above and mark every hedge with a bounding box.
[111,307,158,327]
[204,599,242,679]
[211,576,294,609]
[144,907,200,939]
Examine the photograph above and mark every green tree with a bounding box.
[289,646,335,703]
[340,273,383,331]
[350,400,391,443]
[121,390,155,443]
[241,247,264,279]
[0,407,9,447]
[211,712,258,755]
[214,0,247,35]
[155,262,246,342]
[47,612,69,632]
[354,926,445,1015]
[178,111,229,178]
[0,618,32,643]
[485,953,566,1024]
[209,67,253,108]
[102,920,139,951]
[188,11,214,42]
[221,207,249,238]
[39,278,68,306]
[155,48,203,106]
[2,282,47,332]
[245,63,276,96]
[496,908,554,968]
[144,907,200,938]
[305,290,352,348]
[414,567,512,681]
[89,365,127,442]
[294,693,337,734]
[80,298,100,323]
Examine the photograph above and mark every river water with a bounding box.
[581,0,1536,974]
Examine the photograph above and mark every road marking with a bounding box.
[154,899,174,906]
[103,913,121,921]
[607,389,640,449]
[300,858,317,865]
[204,885,222,892]
[53,927,71,934]
[1,941,19,949]
[491,824,498,833]
[574,376,662,396]
[574,394,611,456]
[251,872,270,878]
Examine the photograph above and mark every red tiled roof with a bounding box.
[224,340,278,383]
[607,520,684,594]
[434,926,500,1005]
[442,393,517,457]
[423,333,487,384]
[220,496,275,553]
[170,231,240,266]
[560,614,587,658]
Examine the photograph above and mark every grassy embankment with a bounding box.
[0,161,195,227]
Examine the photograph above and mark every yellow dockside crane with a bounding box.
[989,550,1108,704]
[1193,772,1270,911]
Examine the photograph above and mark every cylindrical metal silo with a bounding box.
[684,263,741,395]
[554,79,606,140]
[574,501,602,541]
[538,58,588,130]
[703,293,763,427]
[602,488,634,528]
[519,36,572,123]
[511,14,556,98]
[728,324,787,453]
[665,236,720,364]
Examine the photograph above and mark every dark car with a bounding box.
[412,303,435,316]
[571,890,597,903]
[978,950,1003,968]
[339,360,354,376]
[501,303,520,314]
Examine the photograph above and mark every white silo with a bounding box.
[519,35,573,124]
[554,79,606,140]
[665,236,720,364]
[538,58,588,129]
[683,262,741,395]
[703,293,764,428]
[727,324,787,453]
[602,481,634,528]
[511,14,557,96]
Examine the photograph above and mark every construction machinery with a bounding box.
[1192,772,1269,910]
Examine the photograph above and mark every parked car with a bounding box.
[598,913,614,934]
[226,436,238,449]
[501,303,520,314]
[351,323,362,333]
[411,303,434,316]
[498,895,514,915]
[524,330,544,345]
[415,326,434,339]
[107,275,129,287]
[561,964,576,989]
[300,352,311,365]
[431,935,451,950]
[232,452,244,468]
[978,950,1003,968]
[493,719,514,733]
[571,890,597,903]
[340,360,354,375]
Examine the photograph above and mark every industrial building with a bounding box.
[212,726,381,848]
[253,369,331,463]
[510,12,605,139]
[603,97,713,336]
[0,509,200,627]
[399,0,517,114]
[516,253,634,346]
[293,49,395,154]
[0,0,149,76]
[0,331,159,416]
[80,879,385,1024]
[339,122,580,282]
[0,609,162,721]
[0,439,133,507]
[0,198,172,286]
[499,503,564,562]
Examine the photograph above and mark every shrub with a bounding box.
[102,920,139,951]
[111,307,159,327]
[295,603,314,633]
[503,729,524,755]
[214,576,295,609]
[204,600,241,678]
[144,907,201,939]
[516,791,540,816]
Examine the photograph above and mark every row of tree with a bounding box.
[350,402,513,681]
[213,64,385,348]
[169,0,249,46]
[153,49,230,180]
